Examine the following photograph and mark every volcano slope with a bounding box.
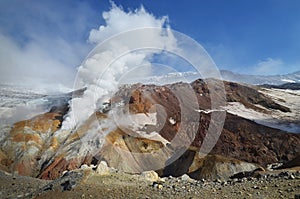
[0,79,299,183]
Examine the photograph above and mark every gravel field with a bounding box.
[1,168,299,199]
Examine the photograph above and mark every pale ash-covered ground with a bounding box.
[224,88,300,133]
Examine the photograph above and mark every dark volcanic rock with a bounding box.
[222,81,290,112]
[276,155,300,169]
[191,79,291,112]
[212,113,300,166]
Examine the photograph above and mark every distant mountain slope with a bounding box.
[261,82,300,90]
[220,70,300,85]
[122,70,300,86]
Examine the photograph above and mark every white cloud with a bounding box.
[0,34,76,91]
[88,3,169,44]
[0,0,97,92]
[253,58,284,75]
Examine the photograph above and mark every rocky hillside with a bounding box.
[0,79,299,182]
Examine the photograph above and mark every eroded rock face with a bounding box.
[0,79,299,180]
[98,128,172,174]
[162,151,260,181]
[1,112,62,176]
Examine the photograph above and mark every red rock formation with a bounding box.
[38,155,93,180]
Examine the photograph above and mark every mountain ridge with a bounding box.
[0,79,299,181]
[220,70,300,85]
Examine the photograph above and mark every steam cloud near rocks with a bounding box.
[62,3,179,130]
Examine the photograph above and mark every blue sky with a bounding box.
[0,0,299,88]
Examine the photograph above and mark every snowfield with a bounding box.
[0,84,68,126]
[224,88,300,133]
[0,84,47,125]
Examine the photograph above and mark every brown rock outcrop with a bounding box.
[117,82,299,167]
[162,150,260,181]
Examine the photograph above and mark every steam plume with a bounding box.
[62,3,178,129]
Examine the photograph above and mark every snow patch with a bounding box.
[281,79,296,83]
[169,117,176,125]
[224,87,300,133]
[115,112,157,132]
[136,131,170,146]
[195,109,221,114]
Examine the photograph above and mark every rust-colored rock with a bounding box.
[12,133,42,145]
[99,128,171,174]
[10,113,61,135]
[38,155,94,180]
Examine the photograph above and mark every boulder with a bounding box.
[140,170,159,182]
[95,161,110,176]
[189,155,260,181]
[163,151,261,181]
